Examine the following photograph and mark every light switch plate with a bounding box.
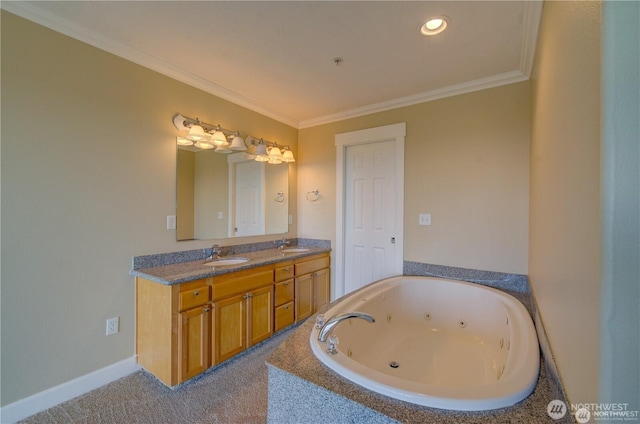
[419,213,431,226]
[167,215,176,230]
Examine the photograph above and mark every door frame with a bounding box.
[334,123,406,298]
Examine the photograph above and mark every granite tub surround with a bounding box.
[403,261,530,293]
[268,265,571,423]
[267,311,557,424]
[404,261,532,315]
[131,239,331,285]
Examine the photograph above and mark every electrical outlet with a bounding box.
[419,213,432,226]
[106,317,119,336]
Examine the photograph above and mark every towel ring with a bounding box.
[275,192,285,203]
[306,189,320,202]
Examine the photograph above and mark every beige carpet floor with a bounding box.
[19,328,294,424]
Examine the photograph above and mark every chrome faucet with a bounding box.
[317,312,375,343]
[277,236,291,251]
[210,244,223,259]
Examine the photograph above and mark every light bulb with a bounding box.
[229,132,246,151]
[187,123,207,141]
[211,126,229,147]
[282,148,295,162]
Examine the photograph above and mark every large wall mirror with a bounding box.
[176,142,289,241]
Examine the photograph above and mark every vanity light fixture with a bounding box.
[255,139,269,162]
[176,136,193,146]
[187,119,208,141]
[282,147,295,163]
[268,143,283,164]
[229,131,247,151]
[420,16,450,36]
[173,113,294,163]
[194,140,215,150]
[210,125,229,147]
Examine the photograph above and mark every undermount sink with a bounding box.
[203,257,249,266]
[280,248,310,253]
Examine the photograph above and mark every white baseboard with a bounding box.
[0,356,140,424]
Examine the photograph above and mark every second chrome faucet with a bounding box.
[317,312,376,343]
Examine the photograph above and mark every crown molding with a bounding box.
[298,1,542,129]
[520,0,544,77]
[1,1,300,129]
[298,70,528,129]
[3,1,542,130]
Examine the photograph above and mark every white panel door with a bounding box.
[344,140,397,294]
[235,161,265,236]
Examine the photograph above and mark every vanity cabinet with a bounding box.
[135,251,330,386]
[295,254,330,322]
[212,265,274,363]
[136,278,213,386]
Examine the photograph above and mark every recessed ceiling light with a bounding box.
[420,16,450,36]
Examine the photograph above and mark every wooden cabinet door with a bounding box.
[313,268,330,311]
[215,294,246,363]
[178,305,211,382]
[295,273,314,322]
[248,285,273,347]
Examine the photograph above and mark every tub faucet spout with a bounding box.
[317,312,375,343]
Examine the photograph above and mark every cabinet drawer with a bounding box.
[295,256,330,276]
[274,264,294,282]
[274,301,294,331]
[274,279,294,306]
[212,267,274,301]
[179,285,210,311]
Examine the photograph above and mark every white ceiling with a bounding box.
[4,1,542,128]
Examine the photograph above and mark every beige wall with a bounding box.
[1,11,297,406]
[176,149,195,240]
[299,81,531,294]
[529,1,602,404]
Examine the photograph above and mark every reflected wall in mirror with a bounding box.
[176,142,289,241]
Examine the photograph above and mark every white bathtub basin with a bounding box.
[310,276,539,411]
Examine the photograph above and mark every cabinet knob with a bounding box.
[204,307,211,312]
[193,291,199,296]
[283,281,289,286]
[284,305,289,310]
[283,267,291,272]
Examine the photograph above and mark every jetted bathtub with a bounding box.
[310,276,539,411]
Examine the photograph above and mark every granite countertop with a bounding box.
[130,246,330,285]
[267,310,557,424]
